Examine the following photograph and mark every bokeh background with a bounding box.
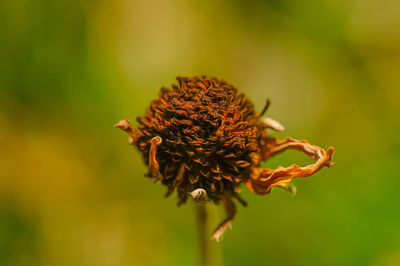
[1,0,400,265]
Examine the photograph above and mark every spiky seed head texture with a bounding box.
[135,76,265,204]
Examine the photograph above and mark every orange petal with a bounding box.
[247,137,334,195]
[149,136,163,180]
[211,196,236,241]
[114,119,138,144]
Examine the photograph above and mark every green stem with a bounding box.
[196,204,208,266]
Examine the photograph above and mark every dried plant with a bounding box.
[116,76,334,241]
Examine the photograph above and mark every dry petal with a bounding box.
[212,196,236,241]
[246,139,334,195]
[149,136,163,180]
[114,119,138,144]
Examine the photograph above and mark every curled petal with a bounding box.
[246,137,334,195]
[261,117,285,131]
[149,136,163,180]
[262,137,332,161]
[212,196,236,241]
[114,119,138,144]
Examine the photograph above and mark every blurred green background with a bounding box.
[1,0,400,265]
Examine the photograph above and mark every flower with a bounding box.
[115,76,334,241]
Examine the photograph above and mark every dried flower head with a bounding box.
[116,76,334,240]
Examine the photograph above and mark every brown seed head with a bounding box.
[116,75,334,240]
[134,76,262,204]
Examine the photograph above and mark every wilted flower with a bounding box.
[116,76,334,240]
